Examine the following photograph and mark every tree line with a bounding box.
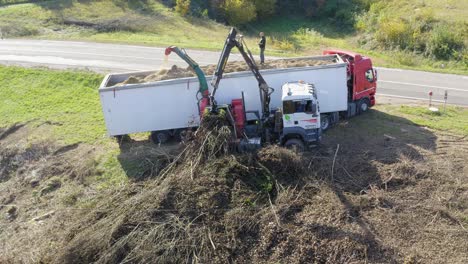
[166,0,372,26]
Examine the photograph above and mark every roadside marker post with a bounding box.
[444,90,448,112]
[428,91,439,112]
[429,91,433,107]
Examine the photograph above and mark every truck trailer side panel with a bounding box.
[100,57,348,136]
[100,75,201,136]
[213,65,348,114]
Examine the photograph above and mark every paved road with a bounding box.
[1,39,467,106]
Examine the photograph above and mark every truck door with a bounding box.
[353,59,377,102]
[282,100,319,130]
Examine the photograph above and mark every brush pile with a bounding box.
[180,110,235,167]
[50,112,370,263]
[3,112,468,263]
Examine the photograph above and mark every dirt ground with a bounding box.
[116,57,335,86]
[0,107,467,263]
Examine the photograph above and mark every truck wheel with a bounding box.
[115,135,130,144]
[358,98,370,114]
[320,115,330,131]
[284,139,305,152]
[175,129,192,143]
[150,131,170,144]
[175,130,185,142]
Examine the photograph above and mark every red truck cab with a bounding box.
[323,50,377,115]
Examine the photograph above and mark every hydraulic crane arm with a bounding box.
[165,46,210,113]
[211,28,273,119]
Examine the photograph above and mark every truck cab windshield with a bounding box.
[283,100,317,115]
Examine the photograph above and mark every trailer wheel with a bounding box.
[175,129,193,143]
[320,115,330,131]
[150,131,170,144]
[115,135,130,144]
[284,139,305,152]
[358,98,370,114]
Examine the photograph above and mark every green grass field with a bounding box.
[391,105,468,135]
[0,66,104,144]
[0,0,466,74]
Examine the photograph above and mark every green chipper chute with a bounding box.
[165,46,210,114]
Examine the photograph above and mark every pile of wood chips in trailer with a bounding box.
[116,57,336,86]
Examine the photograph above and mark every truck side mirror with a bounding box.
[374,68,378,81]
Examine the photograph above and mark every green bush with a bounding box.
[356,0,466,66]
[426,24,465,60]
[375,18,412,49]
[272,38,295,51]
[175,0,191,16]
[461,50,468,67]
[253,0,276,18]
[0,24,39,37]
[223,0,257,26]
[395,52,416,66]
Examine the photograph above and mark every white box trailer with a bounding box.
[99,55,348,136]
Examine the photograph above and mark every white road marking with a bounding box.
[375,67,403,72]
[0,55,148,71]
[463,76,468,80]
[0,47,219,64]
[1,40,169,51]
[380,80,468,92]
[0,40,243,56]
[378,93,446,103]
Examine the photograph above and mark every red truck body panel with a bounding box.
[323,50,377,106]
[231,98,246,137]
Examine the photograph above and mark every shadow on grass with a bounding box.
[113,108,437,262]
[267,108,437,262]
[24,0,194,34]
[30,0,150,12]
[33,0,175,18]
[312,109,436,262]
[116,136,179,181]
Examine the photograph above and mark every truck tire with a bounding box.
[320,115,330,131]
[175,129,193,143]
[150,131,170,144]
[175,130,185,142]
[358,98,370,114]
[284,139,305,152]
[115,135,130,144]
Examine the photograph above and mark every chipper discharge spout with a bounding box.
[165,46,210,114]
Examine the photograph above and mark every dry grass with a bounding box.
[1,110,467,263]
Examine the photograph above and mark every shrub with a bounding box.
[223,0,257,26]
[270,36,295,51]
[355,0,386,33]
[293,28,323,46]
[375,19,412,49]
[461,50,468,67]
[0,24,39,37]
[175,0,191,16]
[395,52,416,66]
[253,0,276,18]
[425,24,465,60]
[201,8,209,19]
[413,8,436,32]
